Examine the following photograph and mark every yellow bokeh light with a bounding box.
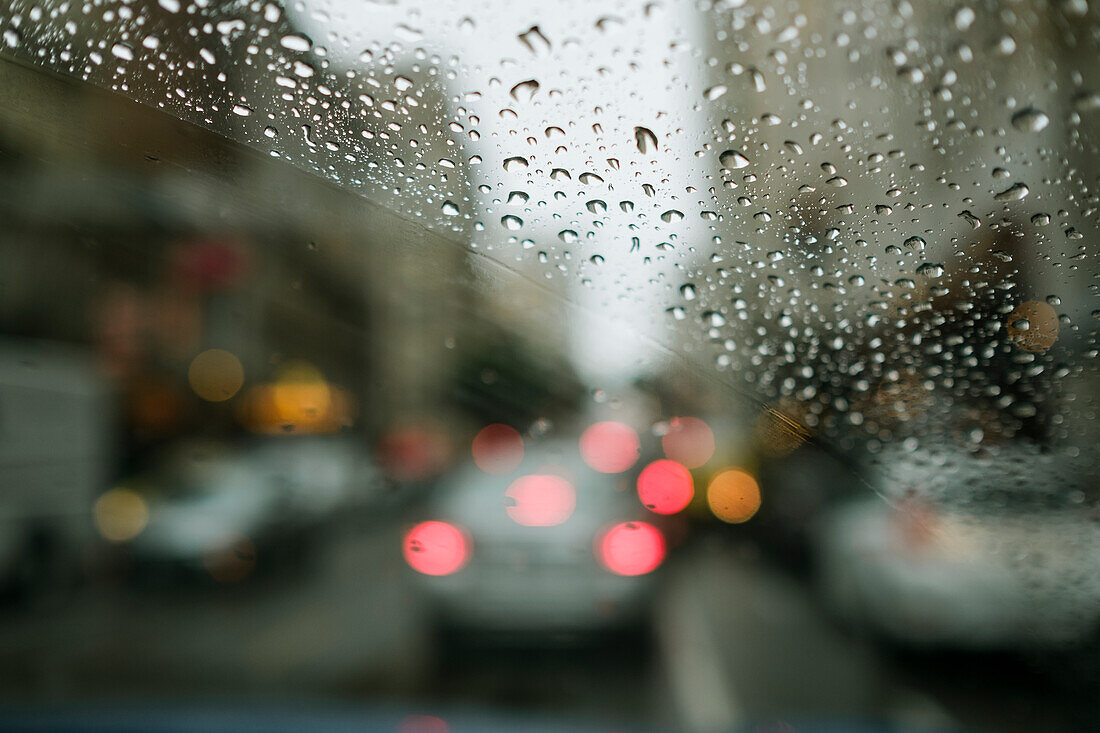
[707,469,761,524]
[188,348,245,402]
[93,488,149,542]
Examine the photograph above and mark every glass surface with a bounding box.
[0,1,1097,731]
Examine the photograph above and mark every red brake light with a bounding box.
[403,521,470,576]
[505,474,576,527]
[637,459,694,514]
[579,421,640,474]
[472,423,524,475]
[597,521,666,576]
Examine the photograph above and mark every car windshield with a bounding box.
[0,1,1097,731]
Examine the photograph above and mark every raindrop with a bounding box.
[660,210,684,223]
[904,236,927,250]
[1073,91,1100,113]
[280,34,312,52]
[558,230,579,243]
[507,191,529,205]
[503,156,529,172]
[441,201,460,216]
[995,183,1030,201]
[916,262,944,278]
[1011,107,1049,133]
[509,79,540,102]
[1031,212,1051,226]
[231,104,252,117]
[704,85,728,101]
[634,126,659,154]
[501,215,524,230]
[826,176,849,187]
[954,6,976,31]
[111,43,134,61]
[680,283,697,301]
[958,210,981,229]
[719,150,750,169]
[578,172,604,184]
[394,24,423,42]
[586,199,608,214]
[517,25,551,55]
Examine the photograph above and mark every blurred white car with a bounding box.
[119,436,382,577]
[404,437,668,635]
[816,443,1100,648]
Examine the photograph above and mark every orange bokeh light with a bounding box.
[706,468,761,523]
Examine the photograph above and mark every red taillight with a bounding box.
[505,474,576,527]
[637,459,694,514]
[472,423,524,475]
[579,421,640,474]
[403,521,470,576]
[596,521,666,576]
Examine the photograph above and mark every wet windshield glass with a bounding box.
[0,1,1097,731]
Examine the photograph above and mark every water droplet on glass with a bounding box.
[503,156,529,172]
[958,210,981,229]
[634,126,658,154]
[509,79,540,102]
[394,24,423,42]
[517,25,551,55]
[1073,91,1100,113]
[916,262,944,278]
[558,230,579,243]
[232,104,252,117]
[586,200,607,214]
[954,6,976,31]
[719,150,750,169]
[660,210,684,223]
[1011,107,1049,133]
[111,43,134,61]
[501,215,523,230]
[280,34,312,53]
[680,283,697,301]
[704,85,728,101]
[904,236,927,250]
[1031,212,1051,226]
[995,183,1030,201]
[507,191,529,205]
[441,200,460,216]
